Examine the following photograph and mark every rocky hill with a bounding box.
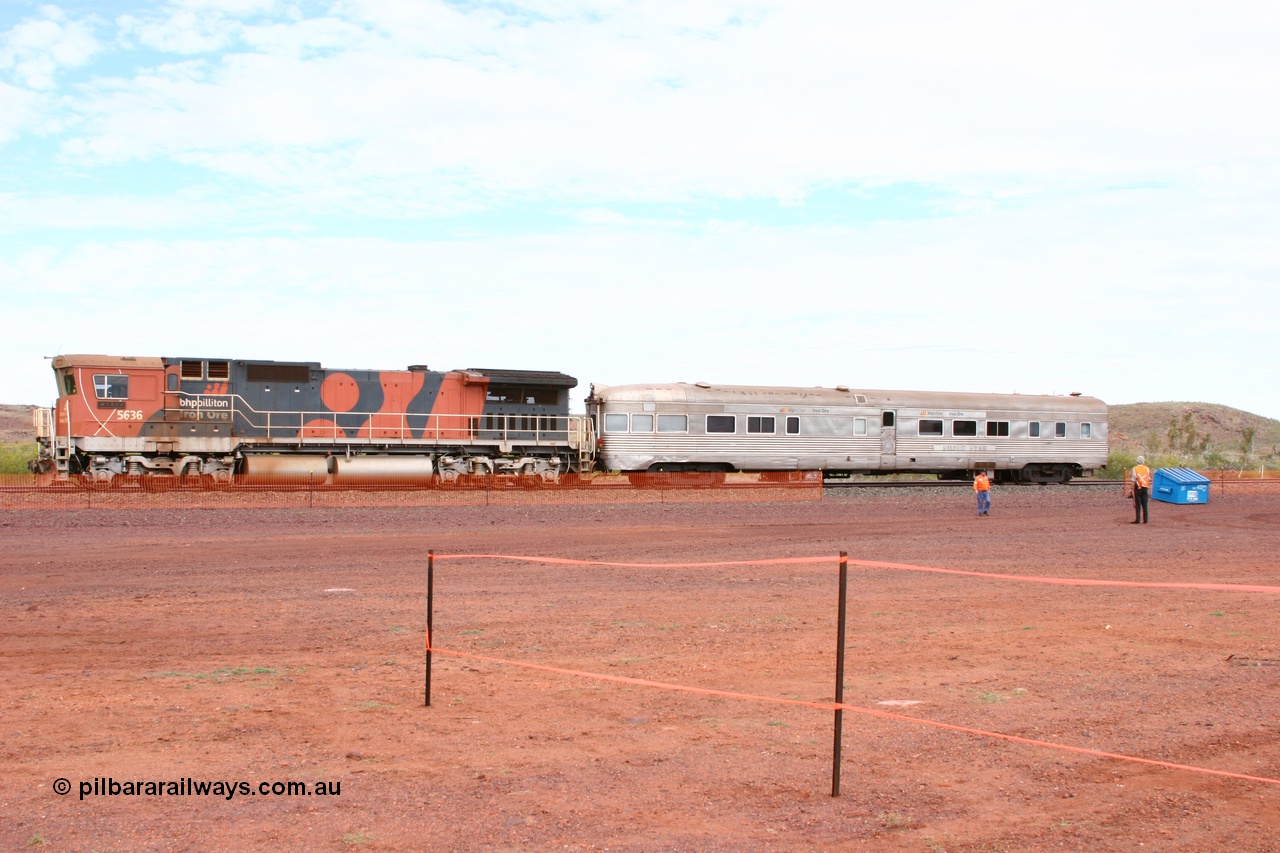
[0,404,36,445]
[1107,402,1280,465]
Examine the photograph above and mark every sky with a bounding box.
[1,1,1277,418]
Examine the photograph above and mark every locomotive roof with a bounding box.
[52,355,166,369]
[466,368,578,388]
[590,382,1106,411]
[49,356,578,388]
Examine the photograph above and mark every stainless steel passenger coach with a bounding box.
[588,382,1108,484]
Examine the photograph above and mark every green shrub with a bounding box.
[0,443,38,475]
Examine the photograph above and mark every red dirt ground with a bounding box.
[2,487,1279,851]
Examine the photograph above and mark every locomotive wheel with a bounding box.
[82,474,113,492]
[140,474,176,493]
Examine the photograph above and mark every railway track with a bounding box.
[1,477,1126,495]
[823,479,1125,489]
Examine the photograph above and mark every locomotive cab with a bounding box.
[36,354,195,486]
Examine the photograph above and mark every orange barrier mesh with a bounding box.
[0,471,822,510]
[1202,470,1280,495]
[1122,470,1280,497]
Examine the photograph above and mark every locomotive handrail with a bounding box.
[166,394,581,447]
[32,406,54,439]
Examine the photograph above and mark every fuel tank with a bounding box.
[326,455,435,485]
[240,455,331,484]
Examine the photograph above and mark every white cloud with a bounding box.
[0,5,99,90]
[2,2,1278,419]
[38,0,1277,213]
[0,79,42,141]
[116,0,280,55]
[3,171,1276,415]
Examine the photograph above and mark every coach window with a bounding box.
[1030,422,1041,438]
[953,420,978,437]
[786,416,800,435]
[604,413,629,433]
[93,374,129,400]
[707,415,736,434]
[657,414,688,432]
[747,416,775,434]
[1081,422,1092,438]
[987,421,1010,437]
[853,418,867,435]
[1055,422,1067,438]
[631,413,654,432]
[919,419,944,436]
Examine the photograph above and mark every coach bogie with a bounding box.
[1003,463,1079,485]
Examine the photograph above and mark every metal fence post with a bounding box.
[832,550,848,797]
[425,549,434,707]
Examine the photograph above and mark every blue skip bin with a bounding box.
[1152,468,1210,505]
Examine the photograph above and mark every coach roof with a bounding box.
[590,382,1106,412]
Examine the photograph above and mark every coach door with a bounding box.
[880,410,897,468]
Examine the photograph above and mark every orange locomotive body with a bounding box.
[33,354,592,488]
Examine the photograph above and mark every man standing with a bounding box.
[1131,455,1152,524]
[974,469,991,516]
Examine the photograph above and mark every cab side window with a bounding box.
[93,374,129,400]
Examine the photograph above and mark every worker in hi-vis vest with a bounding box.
[1131,455,1152,524]
[973,470,991,517]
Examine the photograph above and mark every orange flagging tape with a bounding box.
[435,554,831,568]
[427,644,1280,788]
[433,553,1280,594]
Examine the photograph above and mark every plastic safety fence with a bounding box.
[1201,470,1280,494]
[0,471,823,510]
[1122,469,1280,496]
[423,553,1280,792]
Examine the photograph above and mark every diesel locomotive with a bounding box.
[32,354,593,488]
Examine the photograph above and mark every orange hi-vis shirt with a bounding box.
[1133,465,1152,489]
[973,473,991,492]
